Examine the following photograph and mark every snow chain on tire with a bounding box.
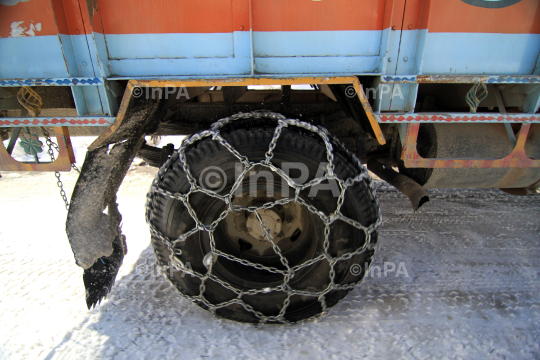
[145,111,382,324]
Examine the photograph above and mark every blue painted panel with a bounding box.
[534,50,540,75]
[378,28,401,111]
[390,30,420,111]
[94,32,112,77]
[388,30,428,111]
[108,32,251,77]
[395,30,420,76]
[104,33,235,60]
[254,56,380,75]
[67,35,95,77]
[253,30,382,57]
[86,33,117,115]
[378,28,399,75]
[110,57,252,77]
[71,87,88,116]
[60,34,108,78]
[59,34,106,115]
[97,84,117,115]
[421,33,540,75]
[412,30,428,75]
[0,36,68,79]
[232,31,252,58]
[58,34,79,77]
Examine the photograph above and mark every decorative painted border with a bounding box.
[381,75,540,84]
[0,77,104,87]
[377,114,540,123]
[381,76,417,83]
[0,117,115,127]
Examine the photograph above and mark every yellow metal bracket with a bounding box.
[89,77,386,150]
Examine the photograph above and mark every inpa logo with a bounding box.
[460,0,523,8]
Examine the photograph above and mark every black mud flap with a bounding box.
[66,99,162,308]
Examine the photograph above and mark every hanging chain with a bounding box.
[16,87,79,210]
[40,128,80,210]
[145,111,382,324]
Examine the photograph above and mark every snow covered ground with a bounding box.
[0,136,539,359]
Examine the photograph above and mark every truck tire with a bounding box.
[146,113,380,323]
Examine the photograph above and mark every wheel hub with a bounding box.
[245,209,282,241]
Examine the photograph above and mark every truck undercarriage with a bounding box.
[3,76,539,322]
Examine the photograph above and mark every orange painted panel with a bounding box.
[0,0,58,38]
[252,0,387,31]
[382,0,406,30]
[401,0,424,31]
[232,0,250,32]
[426,0,540,34]
[97,0,235,34]
[51,0,91,35]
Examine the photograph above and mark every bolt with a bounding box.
[408,24,412,29]
[388,58,393,63]
[76,29,81,34]
[403,57,409,62]
[240,25,244,31]
[82,61,87,66]
[391,26,396,30]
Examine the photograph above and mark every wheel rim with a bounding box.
[198,183,324,290]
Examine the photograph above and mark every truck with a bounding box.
[1,0,539,324]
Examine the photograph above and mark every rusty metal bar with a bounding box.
[0,126,76,171]
[88,82,135,151]
[367,158,429,212]
[400,123,540,168]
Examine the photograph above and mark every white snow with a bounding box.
[0,135,539,359]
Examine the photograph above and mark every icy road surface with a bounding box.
[1,156,539,359]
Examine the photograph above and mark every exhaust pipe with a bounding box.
[367,158,430,212]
